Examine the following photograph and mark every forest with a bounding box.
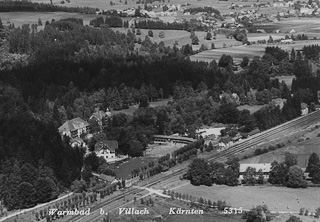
[0,17,320,210]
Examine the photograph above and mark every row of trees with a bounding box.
[186,158,240,186]
[268,152,308,188]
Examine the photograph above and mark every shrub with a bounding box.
[299,208,305,215]
[268,145,276,151]
[254,148,262,155]
[286,215,302,222]
[305,209,309,216]
[317,133,320,137]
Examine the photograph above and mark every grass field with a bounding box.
[241,126,320,168]
[108,194,243,222]
[191,38,320,63]
[176,182,320,213]
[114,156,158,179]
[0,12,98,28]
[237,104,265,114]
[147,143,184,157]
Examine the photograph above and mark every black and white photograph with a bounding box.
[0,0,320,221]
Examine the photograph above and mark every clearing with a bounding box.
[237,104,265,114]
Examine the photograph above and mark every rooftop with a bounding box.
[58,117,89,132]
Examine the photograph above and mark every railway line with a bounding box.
[64,169,185,222]
[208,110,320,162]
[65,110,320,222]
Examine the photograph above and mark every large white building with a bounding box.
[58,117,90,138]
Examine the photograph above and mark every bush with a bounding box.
[254,148,262,155]
[268,145,276,151]
[286,215,302,222]
[305,209,309,216]
[299,208,305,215]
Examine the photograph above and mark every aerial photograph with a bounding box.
[0,0,320,221]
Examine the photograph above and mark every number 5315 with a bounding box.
[223,207,243,214]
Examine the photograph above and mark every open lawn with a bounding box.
[114,156,158,179]
[147,143,184,157]
[237,104,265,114]
[111,98,171,116]
[272,76,295,89]
[176,182,320,213]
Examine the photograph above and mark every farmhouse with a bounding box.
[239,163,271,180]
[219,137,232,149]
[95,140,118,162]
[58,117,90,139]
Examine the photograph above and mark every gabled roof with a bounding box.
[301,103,308,110]
[248,128,260,136]
[95,140,118,152]
[220,137,231,144]
[58,117,89,132]
[90,110,106,121]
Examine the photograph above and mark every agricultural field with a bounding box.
[0,12,98,28]
[176,182,320,213]
[113,27,241,49]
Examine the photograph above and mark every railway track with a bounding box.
[64,169,185,222]
[208,110,320,162]
[66,110,320,222]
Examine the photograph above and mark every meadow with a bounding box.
[176,182,320,213]
[114,156,158,179]
[0,12,97,28]
[147,143,184,157]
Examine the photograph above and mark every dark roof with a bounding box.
[95,140,118,152]
[220,137,231,144]
[90,110,106,121]
[248,128,260,136]
[58,117,89,132]
[231,135,241,141]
